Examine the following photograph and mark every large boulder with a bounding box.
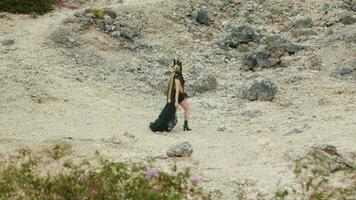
[301,144,354,173]
[225,25,259,48]
[167,142,193,157]
[241,77,278,101]
[242,35,302,71]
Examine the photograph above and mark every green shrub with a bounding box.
[0,157,210,200]
[84,8,105,19]
[46,143,72,160]
[275,147,356,200]
[0,0,55,15]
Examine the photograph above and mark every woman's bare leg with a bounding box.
[179,99,190,121]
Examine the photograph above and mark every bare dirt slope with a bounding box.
[1,0,355,199]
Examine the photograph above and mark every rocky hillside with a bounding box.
[0,0,355,199]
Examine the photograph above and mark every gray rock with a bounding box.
[241,109,262,118]
[2,39,15,46]
[74,11,85,18]
[302,144,355,172]
[255,51,280,68]
[194,9,210,25]
[50,28,80,48]
[285,128,303,136]
[225,25,259,48]
[291,17,313,29]
[241,77,278,101]
[242,55,258,71]
[241,35,300,70]
[217,126,227,132]
[123,132,135,139]
[280,43,302,55]
[242,51,280,71]
[265,35,302,55]
[193,73,217,93]
[291,29,318,38]
[167,142,193,157]
[339,1,356,12]
[341,13,355,25]
[103,8,117,19]
[333,65,356,79]
[303,124,312,130]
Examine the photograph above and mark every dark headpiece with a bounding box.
[173,58,182,74]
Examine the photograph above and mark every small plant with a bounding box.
[47,143,72,160]
[84,8,105,19]
[0,153,211,200]
[0,0,56,15]
[276,146,356,200]
[275,189,288,199]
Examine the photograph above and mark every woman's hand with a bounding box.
[175,102,179,108]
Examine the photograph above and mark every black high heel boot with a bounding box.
[183,120,192,131]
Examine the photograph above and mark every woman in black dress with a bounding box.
[149,59,192,132]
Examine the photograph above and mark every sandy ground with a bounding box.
[0,0,356,199]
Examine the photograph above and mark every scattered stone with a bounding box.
[265,35,302,55]
[225,25,259,48]
[241,77,278,101]
[242,35,301,71]
[341,13,355,25]
[242,51,280,71]
[309,55,322,71]
[73,9,140,43]
[217,126,227,132]
[51,27,80,48]
[193,73,217,94]
[291,29,318,38]
[167,142,193,157]
[291,17,313,29]
[308,144,354,172]
[333,65,356,79]
[339,0,356,12]
[285,128,303,136]
[241,55,258,71]
[255,51,280,68]
[241,109,262,118]
[303,124,312,130]
[193,9,210,25]
[1,39,15,46]
[123,132,135,139]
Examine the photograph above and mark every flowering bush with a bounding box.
[0,157,210,200]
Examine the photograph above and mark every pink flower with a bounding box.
[144,168,159,180]
[189,176,203,185]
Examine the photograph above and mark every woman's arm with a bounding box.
[174,79,180,107]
